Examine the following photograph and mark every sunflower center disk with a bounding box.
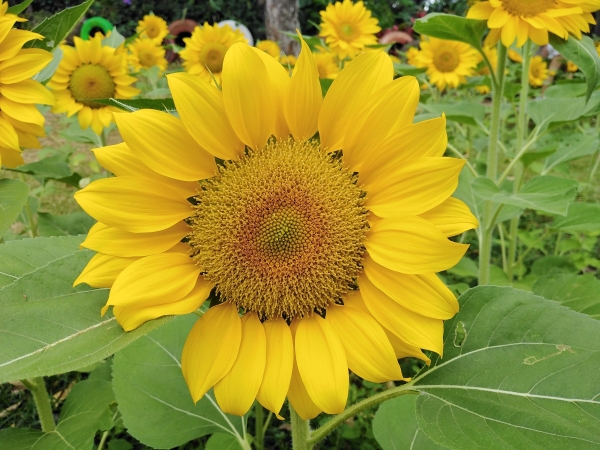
[200,43,227,73]
[502,0,553,16]
[139,49,157,67]
[69,64,116,108]
[188,138,368,320]
[340,23,358,41]
[434,50,460,72]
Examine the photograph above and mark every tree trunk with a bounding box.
[265,0,300,56]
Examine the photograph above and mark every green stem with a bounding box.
[447,142,478,177]
[554,231,563,256]
[21,377,55,432]
[290,405,312,450]
[97,430,109,450]
[18,174,37,238]
[254,402,265,450]
[478,43,507,285]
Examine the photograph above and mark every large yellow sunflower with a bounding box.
[180,22,247,85]
[467,0,600,47]
[416,37,480,91]
[0,0,54,168]
[319,0,381,59]
[136,14,169,45]
[127,38,168,73]
[256,39,281,60]
[529,55,549,87]
[47,34,140,135]
[73,41,477,420]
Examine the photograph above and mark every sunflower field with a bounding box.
[1,0,600,449]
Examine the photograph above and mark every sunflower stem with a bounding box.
[290,405,312,450]
[21,377,55,432]
[478,43,507,285]
[254,403,265,450]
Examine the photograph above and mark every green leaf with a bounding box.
[206,433,244,450]
[10,154,81,186]
[37,211,95,237]
[551,202,600,233]
[530,256,578,277]
[446,256,478,279]
[528,93,600,129]
[0,379,115,449]
[0,178,29,236]
[373,394,444,450]
[454,168,483,226]
[112,315,246,449]
[414,13,486,51]
[0,236,171,383]
[320,78,333,97]
[94,97,175,112]
[544,82,587,98]
[472,175,578,216]
[533,273,600,319]
[25,0,94,52]
[6,0,33,14]
[550,34,600,102]
[412,286,600,449]
[542,134,599,174]
[422,101,485,126]
[394,63,427,76]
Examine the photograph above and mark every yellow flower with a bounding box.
[467,0,600,47]
[47,34,140,135]
[73,42,476,420]
[566,61,578,72]
[180,22,247,85]
[280,54,297,74]
[529,55,548,87]
[0,0,55,168]
[136,14,169,45]
[508,48,523,63]
[314,51,339,79]
[319,0,381,59]
[127,38,168,73]
[416,37,480,91]
[256,39,281,60]
[405,46,421,66]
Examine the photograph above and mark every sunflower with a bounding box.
[280,54,297,75]
[314,51,339,79]
[405,46,421,66]
[566,61,578,72]
[180,22,247,85]
[127,38,168,73]
[467,0,600,48]
[136,14,169,45]
[256,39,281,60]
[0,0,54,168]
[74,41,476,420]
[47,34,140,135]
[319,0,381,59]
[529,55,548,87]
[416,37,480,91]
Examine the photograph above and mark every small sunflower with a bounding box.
[0,0,54,168]
[566,61,578,72]
[47,34,140,135]
[529,55,548,87]
[319,0,381,59]
[314,51,339,79]
[256,39,281,60]
[74,41,476,420]
[180,22,247,85]
[127,38,168,73]
[280,54,297,74]
[405,46,421,66]
[416,37,480,91]
[467,0,600,48]
[136,14,169,44]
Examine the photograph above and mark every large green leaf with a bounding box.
[25,0,94,52]
[0,236,171,383]
[0,379,115,449]
[472,175,578,216]
[0,178,29,236]
[414,13,486,52]
[37,211,95,237]
[550,34,600,102]
[421,101,485,126]
[10,154,81,187]
[206,433,244,450]
[112,315,247,449]
[411,286,600,449]
[542,134,599,174]
[528,93,600,129]
[6,0,33,14]
[551,202,600,233]
[533,273,600,320]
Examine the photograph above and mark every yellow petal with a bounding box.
[365,157,465,217]
[0,146,24,168]
[182,303,242,402]
[81,221,190,257]
[73,252,139,288]
[359,273,444,355]
[326,304,405,383]
[420,197,478,237]
[0,30,43,61]
[106,252,200,309]
[256,318,294,418]
[222,42,275,149]
[363,253,458,320]
[318,51,393,151]
[2,111,44,136]
[78,106,93,130]
[0,49,52,84]
[0,79,54,105]
[283,37,322,140]
[365,216,468,274]
[114,110,216,182]
[214,312,266,416]
[167,72,244,160]
[113,276,213,331]
[0,117,19,151]
[0,97,44,125]
[75,176,193,233]
[343,76,420,170]
[295,315,348,414]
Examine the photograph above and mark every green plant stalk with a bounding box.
[18,173,37,238]
[21,377,55,432]
[478,43,507,285]
[255,402,265,450]
[506,40,532,284]
[290,405,312,450]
